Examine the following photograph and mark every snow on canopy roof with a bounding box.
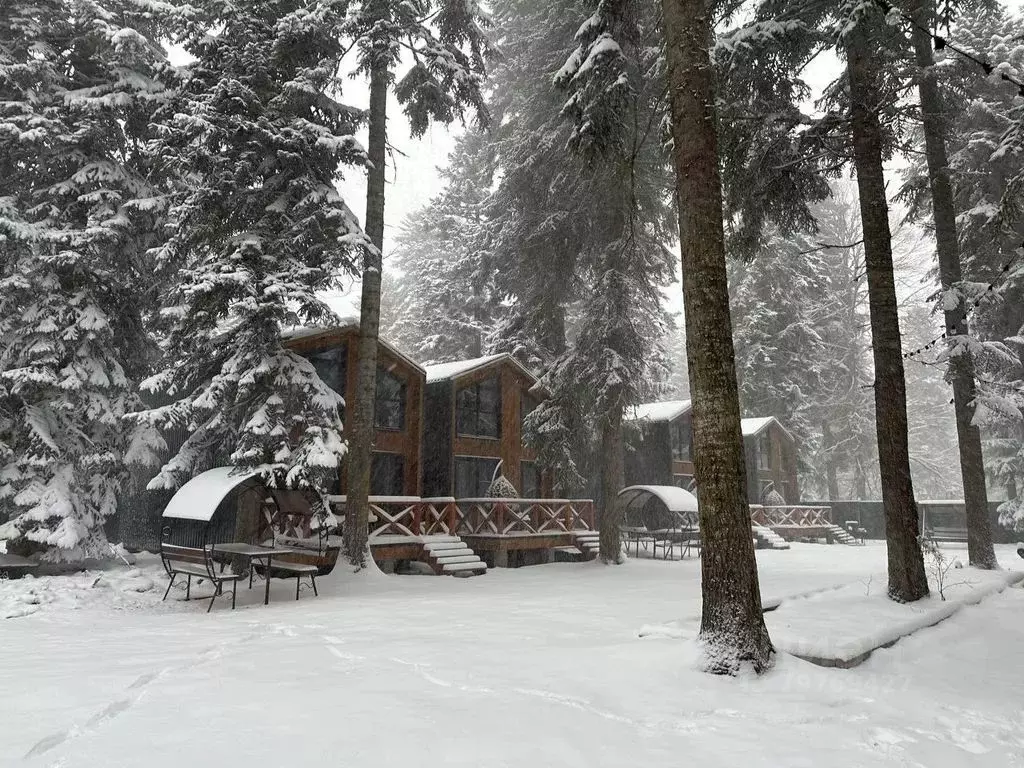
[424,353,536,385]
[629,400,692,423]
[618,485,698,513]
[162,467,261,522]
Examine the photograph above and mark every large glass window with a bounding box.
[454,456,500,498]
[375,367,406,431]
[456,376,501,438]
[758,434,772,470]
[307,344,347,396]
[370,452,405,496]
[671,420,691,461]
[521,461,542,498]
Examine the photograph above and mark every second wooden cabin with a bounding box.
[625,399,800,503]
[421,353,553,499]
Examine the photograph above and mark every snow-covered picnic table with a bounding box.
[211,543,297,606]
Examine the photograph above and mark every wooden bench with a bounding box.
[160,530,246,612]
[924,526,968,543]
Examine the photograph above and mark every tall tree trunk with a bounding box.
[909,0,997,569]
[344,56,388,568]
[846,18,929,602]
[823,421,840,500]
[661,0,773,674]
[598,402,624,564]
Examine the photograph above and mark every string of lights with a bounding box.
[872,0,1024,97]
[902,244,1024,360]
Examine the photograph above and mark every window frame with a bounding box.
[670,420,691,462]
[374,365,407,432]
[454,455,501,498]
[455,376,502,439]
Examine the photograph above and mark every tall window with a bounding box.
[307,344,347,397]
[370,452,405,496]
[758,434,772,470]
[375,367,406,431]
[521,461,541,498]
[456,376,500,438]
[671,420,691,461]
[454,456,500,498]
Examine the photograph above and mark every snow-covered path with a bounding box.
[3,543,1023,767]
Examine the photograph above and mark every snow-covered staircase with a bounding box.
[572,531,601,560]
[752,525,790,550]
[825,524,863,546]
[420,536,487,576]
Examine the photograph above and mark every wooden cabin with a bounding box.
[625,400,800,503]
[421,354,552,499]
[282,325,425,496]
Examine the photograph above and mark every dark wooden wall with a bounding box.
[422,380,453,497]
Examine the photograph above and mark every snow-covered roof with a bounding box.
[741,416,793,442]
[618,485,699,514]
[629,400,692,423]
[162,467,260,522]
[281,322,425,375]
[424,353,535,385]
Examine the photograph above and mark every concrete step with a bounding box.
[434,554,483,565]
[442,561,488,573]
[422,541,469,553]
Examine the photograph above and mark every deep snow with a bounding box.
[3,542,1024,767]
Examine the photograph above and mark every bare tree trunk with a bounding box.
[909,0,997,569]
[846,19,929,602]
[823,421,840,500]
[598,402,625,564]
[661,0,773,674]
[344,56,387,568]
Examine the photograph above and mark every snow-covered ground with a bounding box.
[3,543,1023,767]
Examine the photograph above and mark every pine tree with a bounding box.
[0,0,169,560]
[384,131,498,363]
[660,0,774,673]
[898,5,1024,531]
[132,0,364,496]
[493,0,675,562]
[341,0,490,568]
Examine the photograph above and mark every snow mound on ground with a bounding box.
[1,564,160,619]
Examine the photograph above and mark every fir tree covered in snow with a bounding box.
[0,0,169,559]
[131,0,366,493]
[384,130,498,364]
[898,5,1024,526]
[511,0,676,563]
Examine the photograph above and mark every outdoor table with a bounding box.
[212,543,296,606]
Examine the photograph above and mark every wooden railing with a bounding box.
[750,505,832,528]
[456,498,596,536]
[329,497,596,539]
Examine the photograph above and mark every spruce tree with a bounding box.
[660,0,775,673]
[132,0,364,495]
[341,0,489,568]
[0,0,168,560]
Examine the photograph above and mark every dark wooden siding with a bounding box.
[422,380,454,497]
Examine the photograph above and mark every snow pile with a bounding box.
[1,566,157,620]
[766,566,1024,665]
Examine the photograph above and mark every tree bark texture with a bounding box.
[909,0,997,569]
[661,0,773,674]
[598,403,625,564]
[344,56,387,568]
[846,18,929,601]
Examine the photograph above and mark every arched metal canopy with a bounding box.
[618,485,698,514]
[161,466,261,522]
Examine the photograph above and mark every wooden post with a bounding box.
[447,501,457,535]
[412,503,422,537]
